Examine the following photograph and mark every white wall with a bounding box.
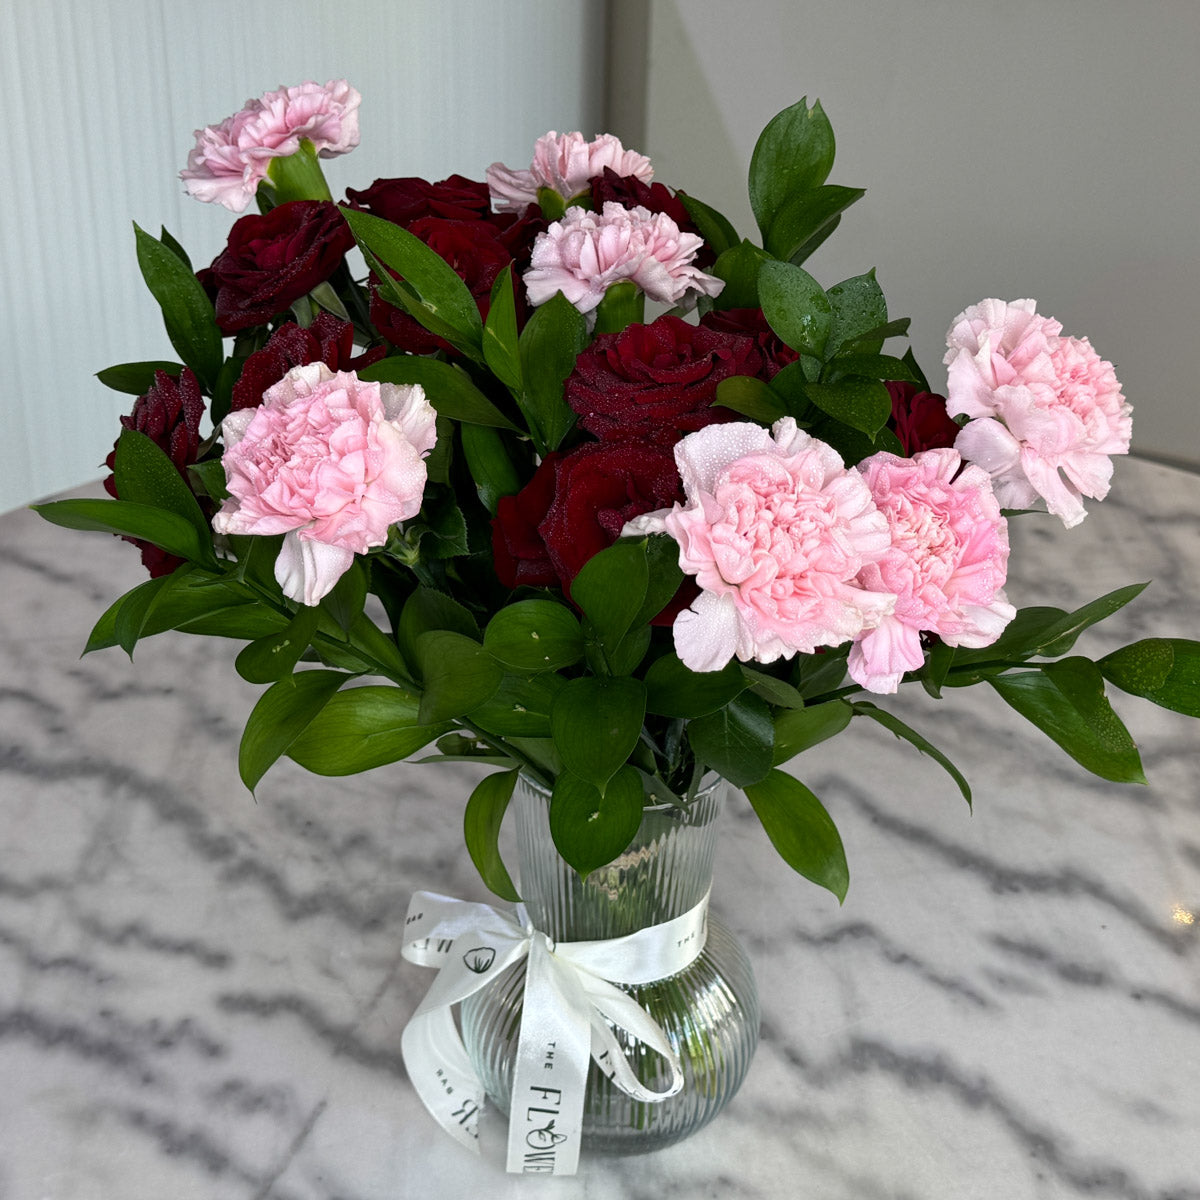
[633,0,1200,466]
[0,0,606,514]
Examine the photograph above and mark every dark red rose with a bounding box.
[347,174,544,266]
[886,381,961,454]
[371,216,526,355]
[565,315,764,443]
[103,368,207,578]
[538,440,684,589]
[698,307,799,379]
[491,452,562,589]
[591,167,714,268]
[203,200,355,334]
[230,313,385,412]
[346,174,493,225]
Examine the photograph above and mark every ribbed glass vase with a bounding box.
[460,773,760,1155]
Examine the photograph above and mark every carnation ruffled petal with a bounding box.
[213,364,436,605]
[524,203,722,316]
[181,80,360,212]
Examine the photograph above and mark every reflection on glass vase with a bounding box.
[461,773,761,1155]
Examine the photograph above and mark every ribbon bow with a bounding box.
[400,888,710,1175]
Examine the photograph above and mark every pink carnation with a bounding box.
[524,202,723,315]
[847,449,1016,694]
[487,131,653,212]
[181,80,361,212]
[624,419,895,672]
[213,363,435,606]
[945,299,1132,527]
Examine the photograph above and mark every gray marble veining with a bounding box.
[2,456,1198,1200]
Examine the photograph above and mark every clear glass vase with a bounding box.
[460,773,760,1156]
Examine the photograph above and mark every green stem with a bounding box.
[265,139,334,205]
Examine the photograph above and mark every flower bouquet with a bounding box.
[34,80,1200,1172]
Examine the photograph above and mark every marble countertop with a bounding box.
[2,456,1198,1200]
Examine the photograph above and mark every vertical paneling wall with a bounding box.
[0,0,606,513]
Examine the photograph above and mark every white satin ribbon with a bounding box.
[400,887,710,1175]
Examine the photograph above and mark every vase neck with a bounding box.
[513,775,725,942]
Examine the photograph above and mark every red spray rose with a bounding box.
[346,174,494,224]
[104,368,207,578]
[491,452,562,589]
[492,441,686,594]
[698,307,799,379]
[885,381,962,454]
[538,440,685,588]
[565,315,764,443]
[202,200,355,334]
[230,313,385,412]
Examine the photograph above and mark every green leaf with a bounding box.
[803,379,892,437]
[829,353,917,384]
[239,670,349,791]
[795,650,849,698]
[96,361,183,394]
[1098,638,1200,717]
[571,541,649,661]
[518,291,588,452]
[357,356,518,430]
[464,769,521,901]
[287,685,451,774]
[158,226,192,270]
[1036,584,1150,658]
[714,375,788,424]
[632,535,686,628]
[748,98,836,243]
[550,766,644,877]
[320,558,367,634]
[989,659,1146,784]
[415,630,503,724]
[677,191,740,258]
[113,428,213,549]
[235,604,321,684]
[839,316,912,353]
[851,702,972,805]
[551,676,647,788]
[112,571,181,658]
[397,586,480,671]
[764,185,865,263]
[645,654,746,718]
[84,573,287,653]
[951,586,1150,668]
[403,491,470,561]
[32,497,210,565]
[902,346,932,392]
[188,458,229,505]
[744,769,848,902]
[825,271,889,356]
[423,412,454,486]
[920,639,957,699]
[133,223,223,388]
[482,267,523,392]
[740,665,807,709]
[341,207,483,356]
[758,259,832,358]
[468,672,565,738]
[484,600,585,672]
[772,699,852,763]
[711,240,771,311]
[460,423,521,514]
[688,693,774,787]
